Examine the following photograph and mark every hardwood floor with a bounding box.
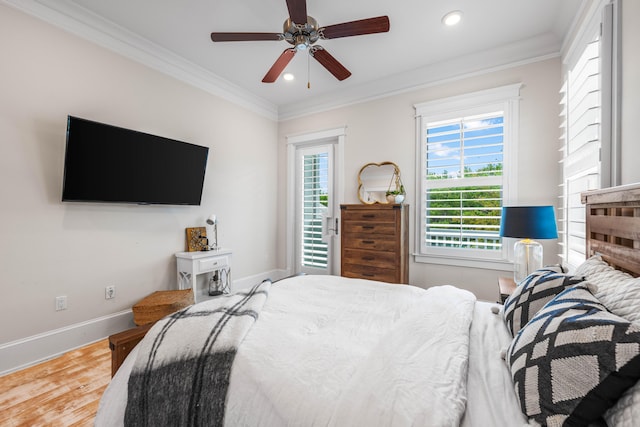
[0,339,111,426]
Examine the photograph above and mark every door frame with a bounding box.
[286,127,345,275]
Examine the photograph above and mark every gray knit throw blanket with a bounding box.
[124,280,271,427]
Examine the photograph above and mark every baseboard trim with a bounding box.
[232,269,291,291]
[0,269,292,376]
[0,309,134,376]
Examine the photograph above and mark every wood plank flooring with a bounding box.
[0,339,111,427]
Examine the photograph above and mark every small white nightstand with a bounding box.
[175,249,232,302]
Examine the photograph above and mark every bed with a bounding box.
[95,183,640,427]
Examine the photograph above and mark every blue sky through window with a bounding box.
[426,114,503,179]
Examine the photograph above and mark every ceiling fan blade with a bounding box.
[262,49,297,83]
[321,16,390,39]
[210,32,281,42]
[286,0,307,25]
[311,48,351,81]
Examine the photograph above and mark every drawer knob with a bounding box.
[362,240,375,244]
[362,256,375,261]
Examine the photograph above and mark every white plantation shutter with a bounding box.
[424,112,504,251]
[560,37,601,268]
[559,0,619,271]
[301,152,328,268]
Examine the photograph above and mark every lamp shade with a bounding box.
[499,206,558,239]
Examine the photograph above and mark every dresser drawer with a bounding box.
[342,264,398,283]
[342,209,396,222]
[342,221,396,235]
[342,248,396,269]
[342,235,397,251]
[196,256,230,273]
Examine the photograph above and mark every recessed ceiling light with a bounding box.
[442,10,463,26]
[283,73,295,81]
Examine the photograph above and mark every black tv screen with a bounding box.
[62,116,209,205]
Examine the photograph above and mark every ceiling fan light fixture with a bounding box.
[283,73,295,81]
[294,34,309,50]
[442,10,463,26]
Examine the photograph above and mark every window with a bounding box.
[415,84,521,268]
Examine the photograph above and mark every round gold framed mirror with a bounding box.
[357,161,404,204]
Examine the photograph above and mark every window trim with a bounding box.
[414,83,522,270]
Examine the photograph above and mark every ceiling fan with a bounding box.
[210,0,390,83]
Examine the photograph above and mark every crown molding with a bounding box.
[278,33,562,121]
[4,0,565,122]
[2,0,279,121]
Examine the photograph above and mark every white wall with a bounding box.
[0,5,278,349]
[621,0,640,184]
[278,58,562,302]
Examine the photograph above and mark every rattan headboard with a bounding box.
[581,183,640,277]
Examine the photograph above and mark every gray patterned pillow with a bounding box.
[502,266,583,336]
[506,285,640,426]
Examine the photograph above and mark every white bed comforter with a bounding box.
[96,275,477,427]
[225,275,476,427]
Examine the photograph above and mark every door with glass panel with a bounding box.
[295,144,337,275]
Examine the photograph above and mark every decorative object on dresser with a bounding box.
[175,249,232,302]
[340,203,408,283]
[499,205,558,282]
[357,161,403,205]
[385,168,405,204]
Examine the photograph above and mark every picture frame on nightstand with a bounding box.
[185,227,207,252]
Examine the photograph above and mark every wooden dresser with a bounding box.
[340,204,409,283]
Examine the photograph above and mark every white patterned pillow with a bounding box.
[573,254,612,277]
[506,285,640,426]
[585,267,640,326]
[502,266,583,336]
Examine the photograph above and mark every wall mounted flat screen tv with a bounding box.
[62,116,209,205]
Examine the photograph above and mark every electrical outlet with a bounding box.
[55,296,67,311]
[105,285,115,300]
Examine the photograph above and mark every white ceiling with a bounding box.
[8,0,584,120]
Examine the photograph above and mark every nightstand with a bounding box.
[175,249,232,302]
[498,276,517,304]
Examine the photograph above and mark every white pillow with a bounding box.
[584,266,640,326]
[606,381,640,427]
[572,254,611,277]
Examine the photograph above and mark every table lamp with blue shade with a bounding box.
[499,206,558,283]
